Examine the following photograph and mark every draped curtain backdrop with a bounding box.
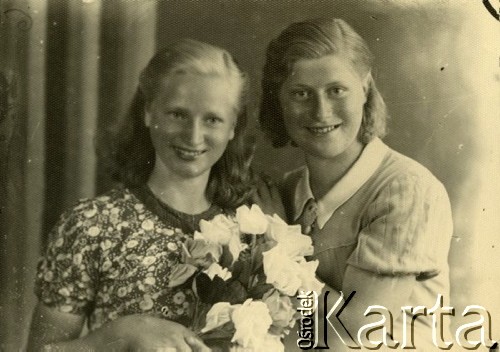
[1,0,499,350]
[0,0,156,348]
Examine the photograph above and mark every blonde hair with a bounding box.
[104,39,255,208]
[260,18,387,147]
[140,39,246,111]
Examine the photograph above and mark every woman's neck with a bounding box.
[305,142,364,200]
[147,168,211,215]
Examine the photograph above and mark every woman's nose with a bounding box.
[184,119,204,145]
[312,95,331,121]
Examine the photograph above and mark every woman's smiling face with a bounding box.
[279,54,368,161]
[145,72,238,180]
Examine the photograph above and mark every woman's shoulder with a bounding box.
[280,166,307,190]
[66,187,138,213]
[49,187,141,238]
[377,147,448,196]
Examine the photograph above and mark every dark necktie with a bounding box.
[296,198,318,238]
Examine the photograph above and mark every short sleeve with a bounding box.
[347,173,453,277]
[35,199,103,315]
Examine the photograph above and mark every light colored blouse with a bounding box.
[281,138,453,349]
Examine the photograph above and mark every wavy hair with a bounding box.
[260,18,388,147]
[102,39,255,209]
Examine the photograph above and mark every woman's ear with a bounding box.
[228,120,236,141]
[229,115,238,140]
[362,72,372,100]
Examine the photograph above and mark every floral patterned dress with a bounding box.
[35,185,224,331]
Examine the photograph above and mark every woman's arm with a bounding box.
[283,269,415,351]
[316,266,415,350]
[27,302,210,351]
[314,178,451,350]
[27,302,87,350]
[284,173,452,350]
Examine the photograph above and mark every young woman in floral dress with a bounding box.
[28,39,256,351]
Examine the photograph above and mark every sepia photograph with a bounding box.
[1,0,499,350]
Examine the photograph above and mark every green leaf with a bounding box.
[168,263,198,287]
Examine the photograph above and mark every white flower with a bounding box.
[265,213,288,239]
[231,299,272,348]
[198,214,235,245]
[295,258,325,294]
[203,262,232,281]
[285,235,313,258]
[263,289,296,329]
[201,302,236,333]
[235,204,269,235]
[228,232,248,264]
[263,245,324,296]
[263,246,302,296]
[193,231,205,241]
[278,231,313,258]
[266,214,313,258]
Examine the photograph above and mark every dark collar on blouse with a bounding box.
[128,184,223,234]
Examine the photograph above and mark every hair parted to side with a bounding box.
[102,38,255,209]
[259,18,388,148]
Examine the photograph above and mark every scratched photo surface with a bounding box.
[1,0,498,350]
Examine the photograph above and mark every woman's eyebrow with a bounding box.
[162,106,189,114]
[286,81,346,88]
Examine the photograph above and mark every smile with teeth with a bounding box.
[306,124,341,134]
[173,146,207,157]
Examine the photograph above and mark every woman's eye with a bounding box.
[166,111,186,120]
[205,115,223,125]
[328,87,346,97]
[291,90,310,101]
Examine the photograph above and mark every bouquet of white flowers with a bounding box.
[168,204,324,351]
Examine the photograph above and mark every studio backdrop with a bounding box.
[1,0,498,349]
